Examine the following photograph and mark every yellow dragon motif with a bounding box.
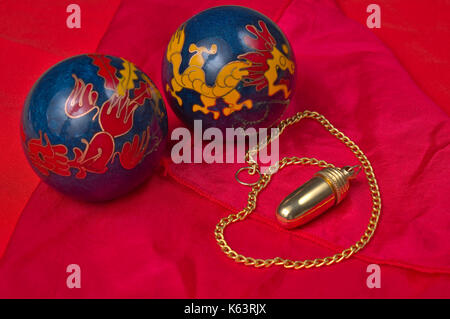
[166,20,295,120]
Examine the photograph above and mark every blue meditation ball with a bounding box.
[21,54,168,201]
[162,5,296,133]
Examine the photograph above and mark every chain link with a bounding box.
[215,110,382,269]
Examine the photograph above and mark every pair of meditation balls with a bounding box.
[21,6,296,201]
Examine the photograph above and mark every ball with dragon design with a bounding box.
[21,54,168,201]
[162,6,296,133]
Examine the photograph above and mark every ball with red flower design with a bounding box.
[22,54,168,201]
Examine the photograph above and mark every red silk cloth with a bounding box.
[0,0,449,298]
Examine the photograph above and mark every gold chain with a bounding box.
[214,110,381,269]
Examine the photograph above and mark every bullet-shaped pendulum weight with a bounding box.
[277,165,361,228]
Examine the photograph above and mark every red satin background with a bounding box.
[0,0,122,261]
[0,0,449,298]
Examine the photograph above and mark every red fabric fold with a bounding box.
[337,0,450,116]
[97,0,450,272]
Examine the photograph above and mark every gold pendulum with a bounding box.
[277,165,361,229]
[215,110,382,269]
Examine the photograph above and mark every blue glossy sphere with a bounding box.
[21,54,168,201]
[162,5,296,132]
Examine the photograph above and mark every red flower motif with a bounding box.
[118,126,151,170]
[65,74,99,118]
[27,132,71,177]
[98,80,153,138]
[88,54,119,91]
